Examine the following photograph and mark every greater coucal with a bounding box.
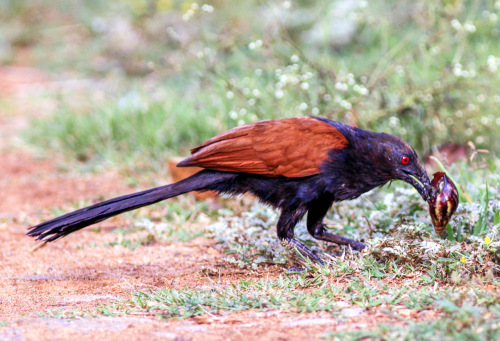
[28,116,432,263]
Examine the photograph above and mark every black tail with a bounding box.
[27,170,235,242]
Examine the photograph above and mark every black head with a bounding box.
[311,117,432,201]
[373,133,432,201]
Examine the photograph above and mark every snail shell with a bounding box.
[428,172,459,237]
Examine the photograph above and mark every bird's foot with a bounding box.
[312,229,366,251]
[350,240,366,251]
[287,238,325,265]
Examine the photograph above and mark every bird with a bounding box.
[27,116,432,264]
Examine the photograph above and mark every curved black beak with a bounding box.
[400,167,432,202]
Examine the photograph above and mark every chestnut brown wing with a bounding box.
[177,117,348,178]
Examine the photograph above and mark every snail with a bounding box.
[427,172,459,237]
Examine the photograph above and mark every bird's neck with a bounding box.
[322,133,392,200]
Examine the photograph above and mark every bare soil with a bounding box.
[0,66,420,341]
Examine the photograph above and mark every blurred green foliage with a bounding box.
[1,0,498,166]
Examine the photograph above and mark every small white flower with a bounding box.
[487,55,499,72]
[353,84,368,95]
[252,89,260,97]
[255,68,262,76]
[248,42,256,50]
[248,98,256,106]
[463,21,476,33]
[383,193,395,207]
[275,90,284,99]
[226,91,234,99]
[496,1,500,9]
[239,108,247,115]
[300,82,309,90]
[255,39,263,47]
[229,111,238,119]
[298,102,308,111]
[453,63,463,77]
[202,4,214,13]
[389,116,399,127]
[340,100,351,110]
[430,46,440,55]
[290,54,299,63]
[451,19,461,30]
[335,82,347,91]
[490,13,498,22]
[311,107,319,115]
[283,0,291,9]
[347,75,355,85]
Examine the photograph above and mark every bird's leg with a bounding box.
[277,207,324,265]
[307,200,366,251]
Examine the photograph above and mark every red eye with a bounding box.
[401,156,410,165]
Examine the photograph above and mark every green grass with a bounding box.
[24,88,228,169]
[43,270,500,337]
[326,312,500,341]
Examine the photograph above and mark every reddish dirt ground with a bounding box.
[0,67,423,341]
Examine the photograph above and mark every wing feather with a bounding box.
[177,117,348,177]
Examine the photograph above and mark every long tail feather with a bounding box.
[27,170,235,242]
